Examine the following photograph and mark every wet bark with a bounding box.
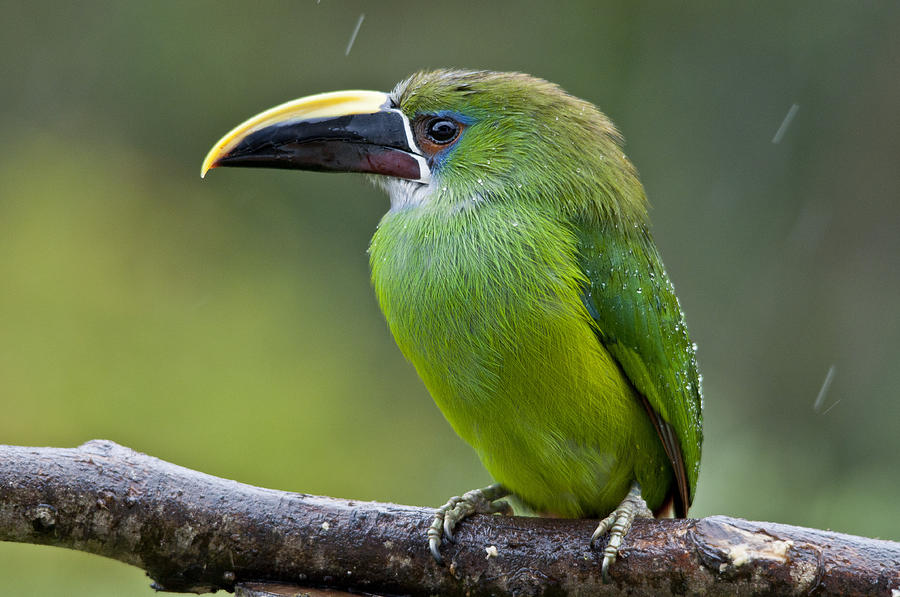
[0,440,897,596]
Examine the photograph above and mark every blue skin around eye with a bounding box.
[425,110,476,171]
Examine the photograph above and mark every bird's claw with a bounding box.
[428,483,511,565]
[590,482,652,582]
[427,526,444,564]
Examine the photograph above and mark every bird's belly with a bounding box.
[389,288,663,516]
[435,319,652,516]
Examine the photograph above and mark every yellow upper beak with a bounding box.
[201,90,392,178]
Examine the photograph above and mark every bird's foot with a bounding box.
[590,482,652,582]
[428,483,511,564]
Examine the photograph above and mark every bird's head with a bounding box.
[203,69,647,221]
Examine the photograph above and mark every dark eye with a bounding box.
[424,118,460,144]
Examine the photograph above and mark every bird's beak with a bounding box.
[201,90,429,183]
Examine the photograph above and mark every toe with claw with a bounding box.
[427,483,511,564]
[590,482,652,582]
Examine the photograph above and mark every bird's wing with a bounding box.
[575,220,702,516]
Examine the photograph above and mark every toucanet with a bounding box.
[202,70,703,579]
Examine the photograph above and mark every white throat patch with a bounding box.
[380,178,435,211]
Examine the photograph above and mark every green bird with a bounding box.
[202,69,703,578]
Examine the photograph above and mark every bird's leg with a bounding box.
[428,483,512,564]
[590,481,652,582]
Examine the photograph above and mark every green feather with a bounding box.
[370,69,702,518]
[577,219,703,513]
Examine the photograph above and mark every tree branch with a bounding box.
[0,440,897,596]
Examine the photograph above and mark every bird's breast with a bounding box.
[369,202,595,414]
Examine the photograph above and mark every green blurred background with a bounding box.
[1,1,898,594]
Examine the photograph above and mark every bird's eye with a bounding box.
[415,115,462,148]
[413,115,464,156]
[425,118,460,144]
